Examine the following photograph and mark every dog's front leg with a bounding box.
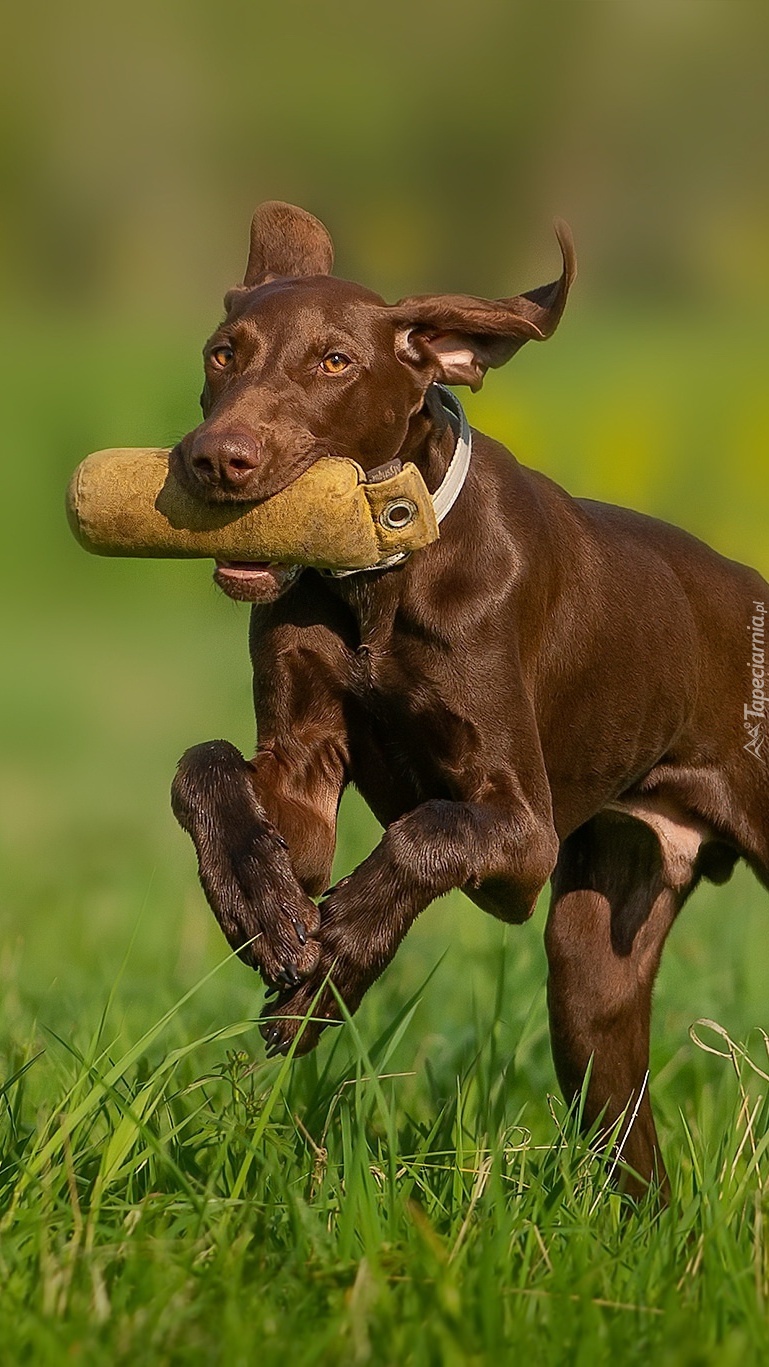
[261,793,558,1055]
[172,735,344,991]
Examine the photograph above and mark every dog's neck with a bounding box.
[324,388,471,640]
[399,386,460,497]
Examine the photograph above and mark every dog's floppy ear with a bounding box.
[243,201,335,285]
[391,221,575,391]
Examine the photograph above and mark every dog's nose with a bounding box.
[189,431,263,490]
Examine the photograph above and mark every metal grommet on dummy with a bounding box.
[379,498,418,531]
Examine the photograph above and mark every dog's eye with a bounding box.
[320,352,352,375]
[210,345,234,369]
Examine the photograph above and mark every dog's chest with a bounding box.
[347,658,451,811]
[347,635,421,712]
[345,624,475,802]
[337,579,475,791]
[344,595,442,710]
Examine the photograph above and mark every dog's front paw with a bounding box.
[258,904,383,1055]
[195,835,322,989]
[260,975,342,1057]
[259,961,364,1058]
[172,738,323,988]
[232,867,322,990]
[252,913,322,992]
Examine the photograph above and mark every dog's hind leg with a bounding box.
[544,807,710,1202]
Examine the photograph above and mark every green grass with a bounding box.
[2,308,769,1363]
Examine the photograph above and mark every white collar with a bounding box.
[326,385,472,578]
[431,385,473,525]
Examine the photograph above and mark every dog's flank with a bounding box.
[172,201,769,1201]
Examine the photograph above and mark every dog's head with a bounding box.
[173,201,575,601]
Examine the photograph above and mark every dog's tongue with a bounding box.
[216,560,272,577]
[214,559,300,602]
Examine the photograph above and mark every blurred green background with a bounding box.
[2,0,769,1134]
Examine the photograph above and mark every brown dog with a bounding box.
[170,201,768,1198]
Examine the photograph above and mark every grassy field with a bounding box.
[2,310,769,1363]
